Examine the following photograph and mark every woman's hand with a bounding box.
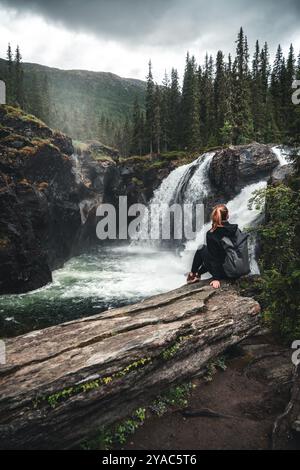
[210,280,221,289]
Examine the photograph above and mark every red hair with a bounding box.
[210,204,229,232]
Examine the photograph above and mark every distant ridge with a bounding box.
[0,57,146,142]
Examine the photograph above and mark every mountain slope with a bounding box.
[0,58,146,142]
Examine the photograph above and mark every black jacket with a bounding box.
[206,222,238,280]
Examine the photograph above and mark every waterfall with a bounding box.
[135,152,215,242]
[150,151,215,208]
[272,145,290,167]
[71,154,83,185]
[178,152,215,204]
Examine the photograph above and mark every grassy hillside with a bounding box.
[0,58,146,143]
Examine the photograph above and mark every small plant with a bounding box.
[149,399,168,417]
[204,356,227,382]
[150,382,194,416]
[161,335,193,360]
[82,408,146,450]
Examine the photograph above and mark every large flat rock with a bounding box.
[0,282,260,449]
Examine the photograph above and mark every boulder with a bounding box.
[209,143,279,200]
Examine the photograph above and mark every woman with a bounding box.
[187,204,238,289]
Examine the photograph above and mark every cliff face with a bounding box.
[0,106,118,294]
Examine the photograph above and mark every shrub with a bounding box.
[249,181,300,343]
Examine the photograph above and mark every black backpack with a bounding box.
[221,229,250,279]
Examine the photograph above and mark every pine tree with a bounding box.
[6,43,14,103]
[14,45,24,107]
[270,44,286,137]
[153,85,162,154]
[168,68,181,149]
[284,44,296,139]
[214,50,227,144]
[251,40,265,141]
[160,71,170,152]
[220,54,234,145]
[199,54,215,146]
[181,53,201,149]
[145,60,155,155]
[294,53,300,144]
[232,27,253,144]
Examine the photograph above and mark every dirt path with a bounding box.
[120,332,299,450]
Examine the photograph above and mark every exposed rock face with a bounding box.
[209,143,279,200]
[0,105,118,294]
[118,157,178,205]
[0,282,260,449]
[70,149,120,252]
[269,164,294,184]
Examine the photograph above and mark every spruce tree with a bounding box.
[251,40,265,141]
[153,85,162,154]
[160,71,170,152]
[6,43,14,103]
[181,53,201,150]
[168,68,181,149]
[199,54,215,146]
[14,45,24,107]
[232,27,254,144]
[214,50,227,145]
[220,54,234,145]
[145,60,155,155]
[270,44,286,138]
[284,44,296,139]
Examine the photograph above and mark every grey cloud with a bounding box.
[0,0,299,52]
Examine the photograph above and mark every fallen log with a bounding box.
[0,282,260,449]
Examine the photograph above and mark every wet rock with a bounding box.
[270,164,294,184]
[209,143,279,200]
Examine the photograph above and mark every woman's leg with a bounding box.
[191,246,209,275]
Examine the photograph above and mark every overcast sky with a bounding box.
[0,0,299,82]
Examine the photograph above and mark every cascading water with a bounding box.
[0,146,288,337]
[135,152,215,242]
[271,146,290,167]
